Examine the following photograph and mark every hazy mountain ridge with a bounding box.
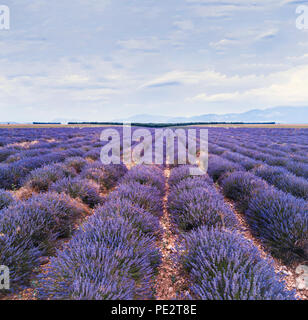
[114,107,308,124]
[2,106,306,124]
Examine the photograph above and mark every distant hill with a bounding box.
[114,107,308,124]
[52,118,83,124]
[2,106,307,125]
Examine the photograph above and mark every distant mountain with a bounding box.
[52,118,84,124]
[115,107,308,124]
[0,121,19,124]
[114,114,181,123]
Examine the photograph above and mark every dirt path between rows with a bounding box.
[154,168,189,300]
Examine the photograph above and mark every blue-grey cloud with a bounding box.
[146,81,182,88]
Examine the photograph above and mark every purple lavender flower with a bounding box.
[168,177,237,231]
[38,215,161,300]
[208,155,244,182]
[0,189,15,210]
[221,171,268,211]
[120,165,165,194]
[50,177,103,207]
[246,188,308,264]
[109,181,163,217]
[182,227,296,300]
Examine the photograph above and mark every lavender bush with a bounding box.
[246,188,308,264]
[24,164,66,192]
[80,162,108,192]
[0,189,15,210]
[0,234,41,291]
[168,178,237,231]
[100,163,128,189]
[95,198,161,237]
[109,181,163,217]
[222,151,261,170]
[80,162,127,192]
[38,215,161,300]
[120,165,165,194]
[168,165,211,187]
[0,192,88,253]
[64,157,88,173]
[221,171,268,211]
[50,177,103,207]
[182,227,296,300]
[0,148,18,162]
[254,165,308,200]
[208,155,243,182]
[286,161,308,179]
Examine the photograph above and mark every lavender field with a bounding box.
[0,126,307,300]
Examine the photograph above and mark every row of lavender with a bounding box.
[1,127,307,151]
[209,131,308,179]
[205,129,308,267]
[0,128,132,295]
[218,148,307,203]
[168,166,296,299]
[0,128,106,190]
[207,154,308,265]
[188,128,307,298]
[1,127,307,190]
[37,165,165,299]
[0,162,127,295]
[208,127,308,156]
[212,136,308,181]
[0,126,149,191]
[0,127,156,298]
[1,126,308,299]
[0,127,105,148]
[209,149,308,201]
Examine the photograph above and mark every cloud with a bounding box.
[255,28,279,40]
[190,91,241,102]
[146,81,182,88]
[281,0,308,5]
[209,38,239,49]
[184,0,298,20]
[0,55,132,121]
[173,20,194,31]
[25,0,111,12]
[141,69,260,90]
[117,38,166,51]
[287,53,308,61]
[185,1,269,18]
[1,0,307,120]
[190,65,308,107]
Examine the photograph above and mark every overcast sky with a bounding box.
[1,0,308,121]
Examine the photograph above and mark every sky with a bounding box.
[1,0,308,122]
